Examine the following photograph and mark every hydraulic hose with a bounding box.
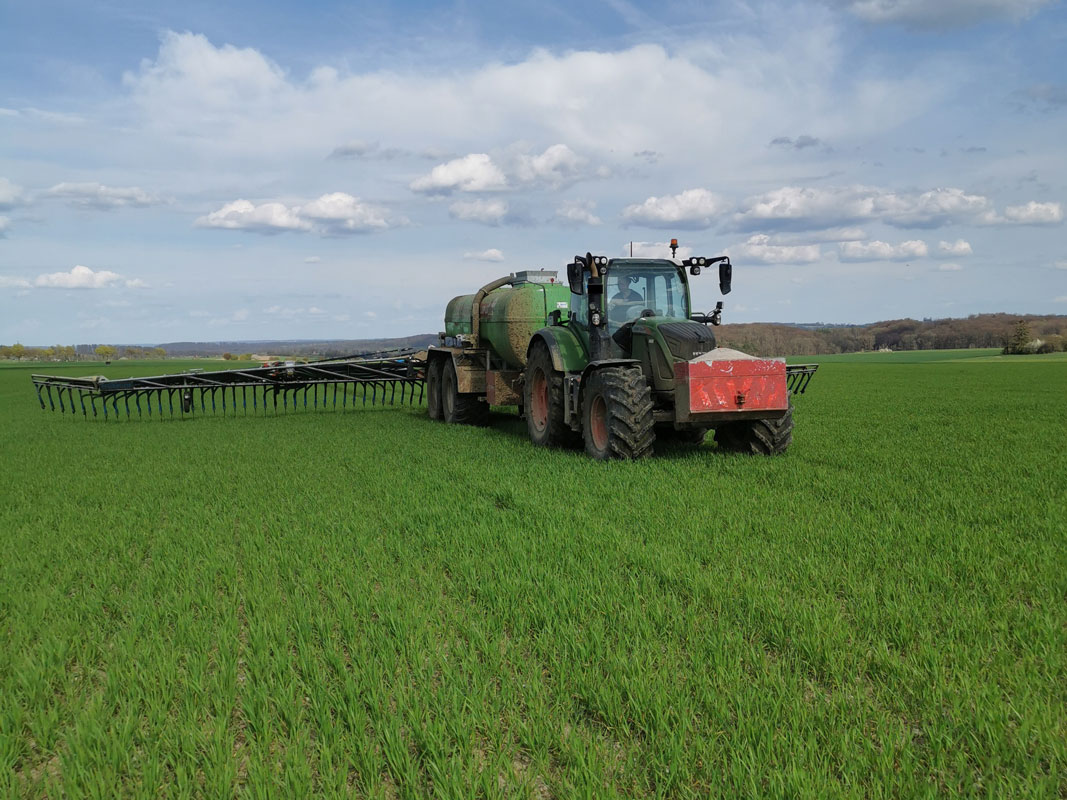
[470,275,517,345]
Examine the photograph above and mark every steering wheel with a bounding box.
[640,308,656,318]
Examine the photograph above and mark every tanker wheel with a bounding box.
[715,402,794,455]
[524,342,578,448]
[581,366,655,460]
[442,359,489,426]
[426,357,444,421]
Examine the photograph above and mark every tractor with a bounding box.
[425,242,815,459]
[29,241,814,450]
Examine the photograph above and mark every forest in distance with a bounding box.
[2,314,1065,360]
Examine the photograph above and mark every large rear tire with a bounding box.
[581,367,655,460]
[442,359,488,426]
[715,403,794,455]
[524,342,578,448]
[427,357,444,421]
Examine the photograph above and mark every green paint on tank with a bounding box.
[444,281,571,368]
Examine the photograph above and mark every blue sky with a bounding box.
[1,0,1065,344]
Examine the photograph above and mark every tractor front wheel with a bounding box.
[427,357,444,421]
[581,367,655,460]
[715,403,794,455]
[442,359,488,426]
[524,342,578,448]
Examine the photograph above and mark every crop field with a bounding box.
[1,353,1065,798]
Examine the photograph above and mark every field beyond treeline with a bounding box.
[1,351,1065,797]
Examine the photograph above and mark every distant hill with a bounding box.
[153,334,438,358]
[714,313,1067,356]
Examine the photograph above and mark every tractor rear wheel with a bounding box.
[524,342,578,448]
[581,367,655,460]
[427,357,444,421]
[442,359,488,426]
[715,403,794,455]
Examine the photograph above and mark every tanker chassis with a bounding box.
[426,245,816,459]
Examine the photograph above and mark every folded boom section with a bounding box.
[31,349,426,420]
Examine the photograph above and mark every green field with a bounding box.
[2,354,1065,798]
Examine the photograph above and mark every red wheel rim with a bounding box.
[590,394,608,451]
[531,369,548,432]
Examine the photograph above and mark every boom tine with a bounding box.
[57,387,66,414]
[46,385,55,411]
[79,390,88,418]
[34,383,45,410]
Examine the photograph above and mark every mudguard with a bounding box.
[528,326,588,373]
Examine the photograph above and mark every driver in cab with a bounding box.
[612,275,641,303]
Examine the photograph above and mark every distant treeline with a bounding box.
[5,316,1065,362]
[158,334,438,358]
[715,313,1067,357]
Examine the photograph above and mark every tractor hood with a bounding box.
[618,318,717,362]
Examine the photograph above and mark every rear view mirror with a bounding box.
[719,261,732,295]
[567,261,584,294]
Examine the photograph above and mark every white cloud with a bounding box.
[767,227,869,244]
[729,234,821,264]
[45,182,161,209]
[464,248,505,262]
[625,241,693,260]
[410,153,507,194]
[554,200,602,226]
[831,0,1054,29]
[0,216,10,237]
[1055,260,1067,270]
[124,278,149,288]
[937,239,973,257]
[735,185,996,231]
[1054,296,1067,303]
[299,192,394,233]
[622,189,728,229]
[197,199,310,232]
[515,144,585,187]
[981,201,1063,226]
[0,178,24,210]
[304,256,321,263]
[838,239,928,261]
[449,199,509,225]
[0,275,32,288]
[938,263,963,271]
[196,193,397,235]
[34,265,125,289]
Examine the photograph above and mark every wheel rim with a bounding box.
[590,394,608,452]
[530,369,548,432]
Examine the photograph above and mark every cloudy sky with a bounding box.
[1,0,1065,344]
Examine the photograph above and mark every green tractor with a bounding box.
[426,243,816,459]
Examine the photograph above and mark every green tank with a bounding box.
[444,270,570,367]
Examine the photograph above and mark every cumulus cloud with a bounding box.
[554,200,602,226]
[838,239,928,262]
[734,185,996,231]
[622,189,728,229]
[449,199,510,225]
[937,239,973,257]
[34,265,126,289]
[980,201,1063,225]
[0,178,24,210]
[829,0,1053,29]
[196,193,399,235]
[515,144,585,187]
[464,248,505,262]
[768,227,869,244]
[410,153,508,194]
[45,182,162,209]
[0,275,32,288]
[300,192,395,233]
[728,234,821,264]
[938,263,963,271]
